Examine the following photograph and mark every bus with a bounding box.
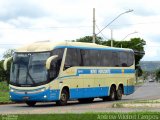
[4,41,135,106]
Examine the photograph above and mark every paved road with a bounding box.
[0,82,160,114]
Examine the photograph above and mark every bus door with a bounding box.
[63,48,84,99]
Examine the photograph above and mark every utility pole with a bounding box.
[92,8,96,43]
[111,29,113,47]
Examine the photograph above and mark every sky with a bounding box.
[0,0,160,61]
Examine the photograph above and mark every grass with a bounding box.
[0,81,9,91]
[0,92,11,103]
[0,112,159,120]
[113,99,160,108]
[0,81,12,103]
[133,99,160,103]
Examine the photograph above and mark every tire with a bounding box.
[26,101,36,107]
[56,89,69,106]
[78,98,94,103]
[115,86,123,100]
[109,86,116,101]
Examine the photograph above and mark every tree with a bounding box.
[0,60,6,82]
[3,49,15,59]
[156,69,160,82]
[0,49,15,83]
[76,36,103,44]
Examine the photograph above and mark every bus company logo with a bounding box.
[90,69,97,74]
[90,69,111,74]
[98,69,111,74]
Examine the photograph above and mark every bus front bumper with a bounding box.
[9,89,60,102]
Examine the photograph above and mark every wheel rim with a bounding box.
[111,88,115,99]
[112,92,115,99]
[118,89,122,97]
[61,93,67,101]
[117,88,122,98]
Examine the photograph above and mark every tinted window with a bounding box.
[119,51,134,67]
[101,50,113,66]
[119,52,128,67]
[50,48,64,78]
[52,48,64,59]
[65,48,81,67]
[112,52,119,67]
[64,48,134,67]
[81,50,90,66]
[128,51,134,66]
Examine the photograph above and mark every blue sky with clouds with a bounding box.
[0,0,160,61]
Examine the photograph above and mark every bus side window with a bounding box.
[49,59,59,80]
[119,51,128,67]
[89,50,101,66]
[64,48,80,70]
[101,50,113,67]
[127,51,134,66]
[112,52,119,67]
[50,48,64,79]
[52,48,64,66]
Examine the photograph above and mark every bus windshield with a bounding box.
[10,52,50,87]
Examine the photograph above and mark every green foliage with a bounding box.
[0,81,10,103]
[0,81,9,91]
[0,91,10,103]
[3,49,15,59]
[156,69,160,82]
[0,49,15,83]
[0,59,11,83]
[142,71,150,80]
[0,60,7,82]
[76,36,103,44]
[0,112,159,120]
[136,66,143,77]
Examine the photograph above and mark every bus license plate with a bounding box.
[23,96,29,100]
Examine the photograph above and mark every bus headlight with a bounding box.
[10,89,14,92]
[40,88,46,92]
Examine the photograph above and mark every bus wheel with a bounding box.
[26,101,36,107]
[78,98,94,103]
[115,86,123,100]
[56,89,69,106]
[109,86,116,101]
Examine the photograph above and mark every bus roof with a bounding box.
[16,41,133,52]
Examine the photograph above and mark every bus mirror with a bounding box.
[3,56,13,71]
[46,55,58,70]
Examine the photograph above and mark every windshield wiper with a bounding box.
[26,55,36,85]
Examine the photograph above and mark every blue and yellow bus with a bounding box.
[4,41,135,106]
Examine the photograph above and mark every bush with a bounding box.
[156,69,160,82]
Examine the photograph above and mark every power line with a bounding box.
[109,21,160,27]
[95,24,109,40]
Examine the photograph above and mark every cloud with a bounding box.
[0,0,160,61]
[114,0,160,16]
[0,48,7,59]
[0,0,49,21]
